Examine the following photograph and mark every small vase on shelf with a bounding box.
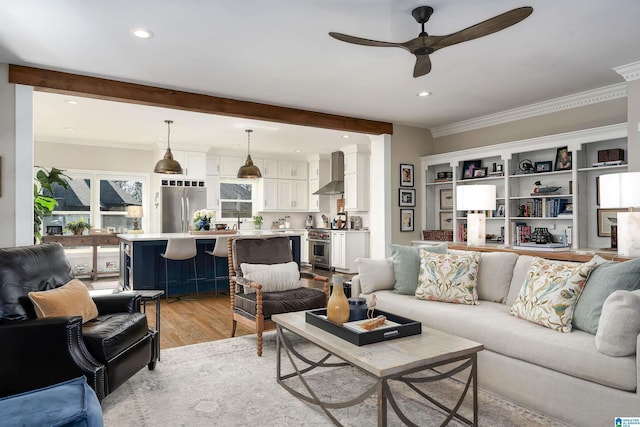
[327,276,350,325]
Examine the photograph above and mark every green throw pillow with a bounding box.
[572,257,640,334]
[390,243,447,295]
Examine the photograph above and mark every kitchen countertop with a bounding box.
[118,232,240,241]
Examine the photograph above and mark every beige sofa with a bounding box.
[350,248,640,427]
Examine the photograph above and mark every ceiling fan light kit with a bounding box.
[154,119,183,174]
[329,5,533,78]
[237,129,262,179]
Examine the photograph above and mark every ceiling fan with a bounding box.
[329,6,533,78]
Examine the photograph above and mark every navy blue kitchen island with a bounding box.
[118,232,302,296]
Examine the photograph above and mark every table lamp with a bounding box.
[456,185,496,246]
[127,205,144,231]
[599,172,640,257]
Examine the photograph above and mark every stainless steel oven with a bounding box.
[308,229,331,270]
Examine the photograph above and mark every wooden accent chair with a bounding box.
[228,235,329,356]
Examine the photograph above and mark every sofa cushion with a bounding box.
[450,250,518,303]
[390,243,447,295]
[509,257,598,332]
[506,255,535,306]
[354,257,395,294]
[240,261,300,294]
[82,312,149,362]
[373,290,637,392]
[28,279,98,323]
[573,257,640,334]
[595,290,640,357]
[415,251,480,305]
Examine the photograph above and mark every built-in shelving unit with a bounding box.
[420,123,628,249]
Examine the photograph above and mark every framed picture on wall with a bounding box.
[597,208,624,237]
[400,209,414,232]
[400,164,414,187]
[399,188,416,207]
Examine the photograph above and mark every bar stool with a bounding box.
[161,237,199,302]
[205,235,231,295]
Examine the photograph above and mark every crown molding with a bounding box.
[613,61,640,82]
[431,83,627,138]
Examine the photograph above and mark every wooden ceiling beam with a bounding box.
[9,64,393,135]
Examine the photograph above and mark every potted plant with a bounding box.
[252,215,264,229]
[34,166,71,243]
[65,217,91,235]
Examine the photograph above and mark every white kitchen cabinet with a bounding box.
[308,178,330,212]
[342,146,369,211]
[205,175,221,211]
[206,154,220,176]
[260,178,279,211]
[260,159,279,178]
[278,180,308,211]
[301,230,309,265]
[331,231,369,273]
[218,156,244,177]
[172,151,207,180]
[278,161,308,180]
[308,155,331,212]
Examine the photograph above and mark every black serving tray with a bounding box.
[305,309,422,346]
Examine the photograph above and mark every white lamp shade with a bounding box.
[456,185,496,211]
[599,172,640,209]
[127,205,144,218]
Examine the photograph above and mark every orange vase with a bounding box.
[327,277,350,325]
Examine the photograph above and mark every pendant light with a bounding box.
[154,120,183,174]
[237,129,262,179]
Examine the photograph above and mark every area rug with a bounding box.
[101,332,567,426]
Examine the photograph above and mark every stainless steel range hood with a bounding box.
[313,151,344,195]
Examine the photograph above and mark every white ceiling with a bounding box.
[1,0,639,155]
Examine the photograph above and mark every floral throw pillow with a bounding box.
[509,257,599,332]
[415,251,480,305]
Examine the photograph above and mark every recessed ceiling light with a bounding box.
[233,144,240,147]
[342,135,350,139]
[130,28,154,39]
[295,149,302,153]
[64,127,76,131]
[417,91,431,97]
[65,99,78,105]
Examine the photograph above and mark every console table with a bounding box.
[42,233,120,281]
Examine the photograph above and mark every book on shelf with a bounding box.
[514,243,570,252]
[592,160,624,167]
[433,179,452,183]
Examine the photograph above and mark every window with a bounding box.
[40,169,147,234]
[219,180,253,219]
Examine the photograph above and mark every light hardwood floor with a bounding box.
[94,268,351,351]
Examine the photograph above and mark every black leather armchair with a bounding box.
[0,243,158,401]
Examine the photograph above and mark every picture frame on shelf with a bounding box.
[461,160,482,180]
[496,204,505,217]
[473,167,488,178]
[400,209,414,232]
[597,208,625,237]
[399,188,416,207]
[596,176,600,205]
[400,164,414,187]
[439,211,453,230]
[554,147,572,171]
[534,161,553,173]
[440,188,453,209]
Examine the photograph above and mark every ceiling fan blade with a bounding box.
[432,7,533,49]
[329,32,403,49]
[413,54,432,78]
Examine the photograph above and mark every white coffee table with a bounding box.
[273,311,483,426]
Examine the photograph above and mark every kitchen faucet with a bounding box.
[236,210,241,230]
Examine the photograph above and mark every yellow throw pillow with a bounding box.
[28,279,99,323]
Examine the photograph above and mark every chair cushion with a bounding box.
[82,312,149,362]
[28,279,98,323]
[232,236,293,277]
[234,287,326,317]
[240,261,300,294]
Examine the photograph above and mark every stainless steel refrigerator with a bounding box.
[161,186,207,233]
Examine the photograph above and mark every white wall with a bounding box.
[0,64,17,247]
